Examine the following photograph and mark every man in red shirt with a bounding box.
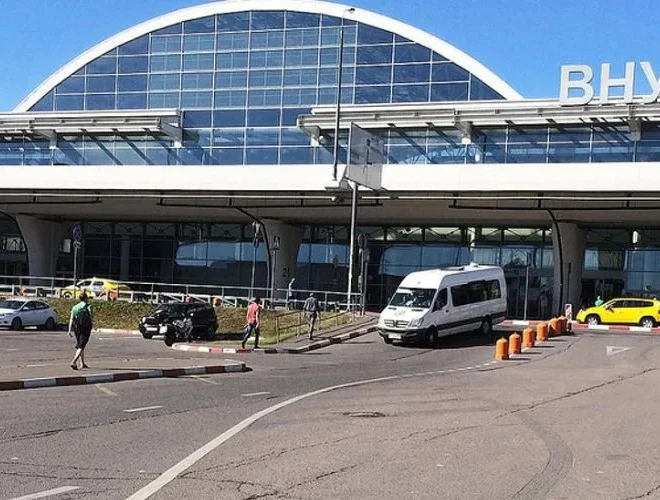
[242,297,261,349]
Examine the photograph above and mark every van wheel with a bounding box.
[424,327,438,347]
[640,317,655,328]
[477,318,492,337]
[586,314,600,326]
[383,337,393,344]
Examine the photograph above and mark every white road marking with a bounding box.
[123,406,163,413]
[96,384,118,397]
[188,375,219,386]
[25,364,52,368]
[606,346,632,356]
[241,391,270,397]
[7,486,80,500]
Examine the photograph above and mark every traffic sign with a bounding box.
[72,225,82,242]
[564,303,573,321]
[272,235,281,251]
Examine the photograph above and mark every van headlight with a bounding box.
[409,318,423,328]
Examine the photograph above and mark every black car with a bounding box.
[139,302,218,340]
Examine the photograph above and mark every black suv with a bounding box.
[139,302,218,340]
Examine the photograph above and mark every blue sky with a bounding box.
[0,0,658,111]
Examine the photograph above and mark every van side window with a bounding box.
[451,279,502,307]
[451,284,469,307]
[487,279,501,300]
[434,289,448,310]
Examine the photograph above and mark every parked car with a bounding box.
[0,298,58,330]
[138,302,218,340]
[576,298,660,327]
[61,277,131,300]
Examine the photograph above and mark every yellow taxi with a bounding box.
[61,277,131,300]
[576,298,660,328]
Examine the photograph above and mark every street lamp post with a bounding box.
[270,235,280,308]
[250,222,261,300]
[332,7,355,182]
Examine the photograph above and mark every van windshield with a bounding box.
[389,288,435,308]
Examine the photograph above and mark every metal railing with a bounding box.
[0,274,364,312]
[274,309,356,344]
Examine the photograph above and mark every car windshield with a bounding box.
[156,304,187,315]
[388,288,436,308]
[0,300,23,310]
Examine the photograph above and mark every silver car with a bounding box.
[0,299,58,331]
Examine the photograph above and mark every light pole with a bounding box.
[270,235,280,307]
[249,222,261,300]
[332,7,355,181]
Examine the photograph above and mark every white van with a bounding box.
[377,264,507,345]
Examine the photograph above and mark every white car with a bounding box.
[0,299,58,331]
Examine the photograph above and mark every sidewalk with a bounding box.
[173,316,378,355]
[0,357,247,392]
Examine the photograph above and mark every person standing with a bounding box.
[68,293,93,370]
[242,297,261,349]
[303,293,320,340]
[595,295,604,307]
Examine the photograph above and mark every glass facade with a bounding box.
[2,10,504,167]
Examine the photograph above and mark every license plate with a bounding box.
[146,326,158,332]
[159,325,168,334]
[388,333,402,340]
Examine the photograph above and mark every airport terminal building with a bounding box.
[2,0,660,317]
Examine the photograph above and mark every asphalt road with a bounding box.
[1,329,660,499]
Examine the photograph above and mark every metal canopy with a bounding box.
[0,109,182,142]
[298,98,660,139]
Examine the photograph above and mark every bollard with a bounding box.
[508,332,522,355]
[548,317,560,337]
[537,322,549,342]
[558,316,567,334]
[495,337,509,360]
[522,327,535,348]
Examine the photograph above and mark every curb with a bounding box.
[172,325,377,355]
[500,319,660,334]
[0,362,247,392]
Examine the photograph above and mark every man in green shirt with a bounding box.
[68,293,94,370]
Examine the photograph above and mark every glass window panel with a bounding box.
[183,53,215,71]
[321,15,344,27]
[394,44,431,63]
[286,28,319,47]
[246,147,279,164]
[470,78,503,100]
[217,12,250,32]
[393,64,430,83]
[247,109,281,127]
[249,50,284,69]
[117,93,147,109]
[428,144,467,163]
[321,27,340,46]
[546,144,590,163]
[150,54,181,72]
[427,128,462,144]
[55,94,85,111]
[246,128,280,146]
[341,67,355,85]
[118,74,147,92]
[119,36,149,55]
[283,68,317,86]
[215,70,247,88]
[152,24,182,36]
[184,16,216,34]
[357,45,393,65]
[282,87,317,106]
[357,25,393,44]
[319,47,339,66]
[148,92,180,108]
[57,77,85,94]
[30,92,54,112]
[118,56,148,74]
[115,146,147,165]
[181,91,213,108]
[182,72,213,89]
[183,34,215,52]
[591,144,634,162]
[150,35,182,53]
[150,73,180,90]
[248,89,282,107]
[431,82,469,101]
[213,129,245,146]
[480,143,506,163]
[318,87,337,104]
[209,148,244,164]
[87,75,116,93]
[85,94,116,110]
[388,144,427,164]
[87,57,117,75]
[432,62,469,82]
[146,146,178,165]
[392,84,429,102]
[281,128,310,145]
[216,52,249,69]
[217,32,249,51]
[213,110,246,127]
[280,147,314,164]
[284,48,318,67]
[355,85,391,104]
[549,126,591,143]
[635,141,660,162]
[506,144,547,163]
[84,145,116,165]
[286,12,320,28]
[249,69,283,87]
[281,107,309,126]
[355,65,391,85]
[475,127,507,144]
[250,30,283,49]
[388,129,426,145]
[319,67,338,85]
[593,125,631,143]
[508,127,548,144]
[251,11,285,30]
[432,52,448,62]
[214,90,247,107]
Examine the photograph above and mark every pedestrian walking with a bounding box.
[242,297,261,349]
[286,278,296,310]
[303,293,320,340]
[68,293,93,370]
